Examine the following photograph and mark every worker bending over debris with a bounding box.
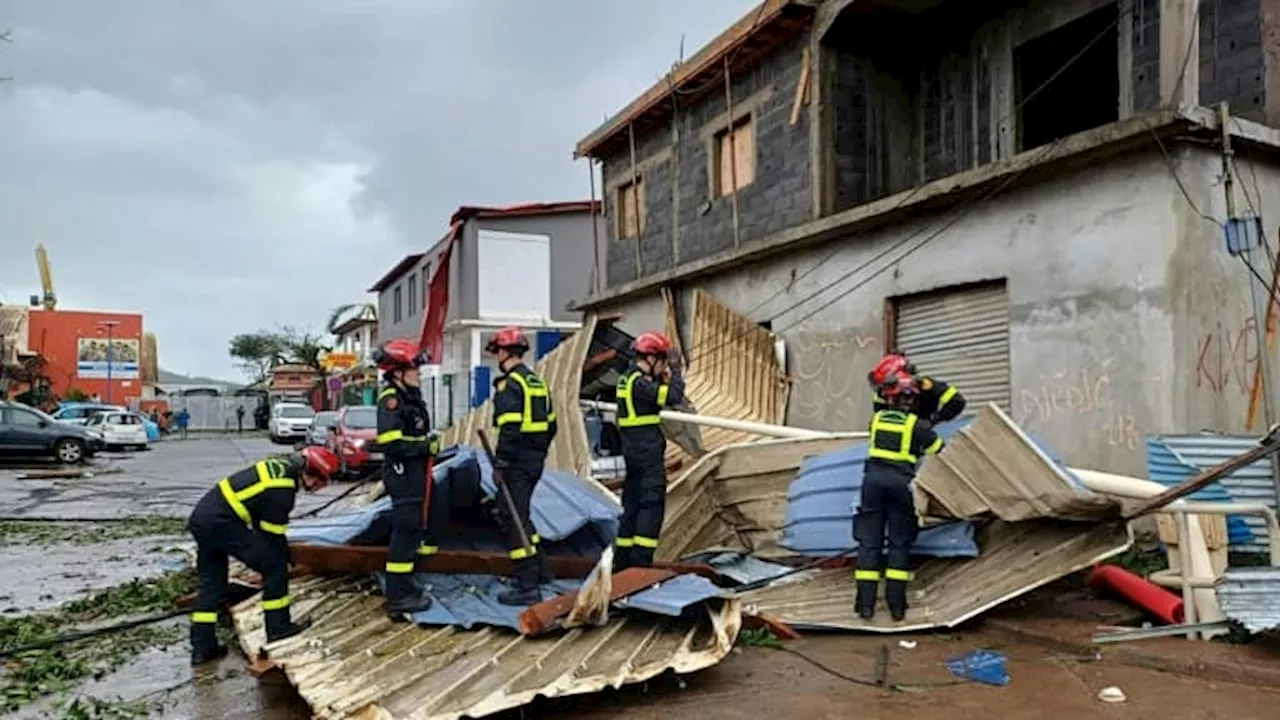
[488,326,558,606]
[870,352,966,423]
[614,331,685,570]
[187,446,338,665]
[374,339,439,619]
[856,361,944,622]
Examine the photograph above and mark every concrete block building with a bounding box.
[570,0,1280,475]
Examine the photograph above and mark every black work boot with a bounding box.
[535,552,553,586]
[855,580,879,620]
[885,580,909,622]
[189,623,227,666]
[264,608,311,643]
[384,573,433,620]
[611,545,633,574]
[498,559,542,606]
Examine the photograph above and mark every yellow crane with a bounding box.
[34,243,56,310]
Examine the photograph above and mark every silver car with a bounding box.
[309,411,339,445]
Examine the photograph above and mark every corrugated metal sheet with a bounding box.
[664,289,790,471]
[232,574,742,720]
[894,282,1011,410]
[683,551,796,585]
[0,306,30,364]
[1147,434,1277,553]
[614,574,726,617]
[913,404,1120,523]
[1217,565,1280,633]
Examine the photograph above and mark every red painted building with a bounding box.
[27,308,145,404]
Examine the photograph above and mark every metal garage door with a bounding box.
[893,281,1011,410]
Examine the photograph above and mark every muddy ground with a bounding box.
[2,437,1279,719]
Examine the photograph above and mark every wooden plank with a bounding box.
[744,611,801,640]
[789,46,812,126]
[287,543,720,580]
[518,568,677,636]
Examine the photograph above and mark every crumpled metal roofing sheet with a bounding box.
[613,573,726,617]
[1217,565,1280,633]
[1147,434,1273,552]
[379,574,583,631]
[685,550,795,586]
[663,289,790,470]
[232,574,743,720]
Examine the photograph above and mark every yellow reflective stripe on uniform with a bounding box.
[632,536,659,548]
[531,534,540,544]
[656,384,669,407]
[885,568,912,581]
[417,544,438,555]
[924,436,943,454]
[504,372,552,433]
[510,546,537,560]
[191,611,218,624]
[378,387,396,401]
[261,596,291,611]
[614,537,635,547]
[259,520,288,535]
[376,429,430,445]
[938,385,958,406]
[854,569,881,581]
[867,411,918,464]
[218,479,252,526]
[219,463,296,528]
[616,371,661,427]
[385,561,415,573]
[872,393,886,405]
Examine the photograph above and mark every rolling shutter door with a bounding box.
[893,282,1011,410]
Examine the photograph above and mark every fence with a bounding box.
[423,371,489,430]
[140,396,265,432]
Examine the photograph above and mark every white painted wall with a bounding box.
[476,229,551,322]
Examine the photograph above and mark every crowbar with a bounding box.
[476,429,535,558]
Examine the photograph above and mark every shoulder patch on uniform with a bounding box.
[384,396,398,410]
[920,378,934,391]
[496,379,507,393]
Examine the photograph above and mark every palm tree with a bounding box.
[326,303,377,337]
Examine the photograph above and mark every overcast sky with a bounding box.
[0,1,755,381]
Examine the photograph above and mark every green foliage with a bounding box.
[229,326,331,382]
[0,517,187,547]
[59,696,151,720]
[1108,547,1170,578]
[737,628,784,649]
[64,388,90,402]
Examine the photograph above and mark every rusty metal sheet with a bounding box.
[231,575,742,720]
[913,404,1122,523]
[663,289,791,472]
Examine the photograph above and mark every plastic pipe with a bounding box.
[1086,564,1185,625]
[579,400,846,440]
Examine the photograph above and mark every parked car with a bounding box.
[0,401,103,464]
[84,411,150,451]
[309,411,339,446]
[327,405,379,477]
[268,403,316,444]
[52,402,127,426]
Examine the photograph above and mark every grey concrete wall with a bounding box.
[1198,0,1267,121]
[474,212,603,320]
[375,255,432,344]
[594,147,1272,476]
[598,32,814,288]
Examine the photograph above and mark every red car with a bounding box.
[327,405,380,478]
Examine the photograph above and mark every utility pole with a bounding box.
[1219,101,1280,507]
[98,320,120,405]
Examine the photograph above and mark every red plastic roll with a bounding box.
[1086,564,1184,625]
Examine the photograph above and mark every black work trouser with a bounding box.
[188,513,289,651]
[498,457,544,589]
[854,469,918,615]
[382,458,427,600]
[617,447,667,568]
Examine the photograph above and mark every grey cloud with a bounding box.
[1,0,756,379]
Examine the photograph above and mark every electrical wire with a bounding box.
[0,608,188,661]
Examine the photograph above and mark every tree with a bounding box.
[326,303,376,336]
[229,332,285,384]
[278,325,329,371]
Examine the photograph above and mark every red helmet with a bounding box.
[373,339,426,370]
[632,331,672,356]
[879,372,918,398]
[868,353,917,398]
[486,326,529,354]
[299,446,339,481]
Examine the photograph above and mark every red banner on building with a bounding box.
[419,221,461,365]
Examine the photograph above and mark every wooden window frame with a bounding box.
[615,175,645,240]
[712,114,757,198]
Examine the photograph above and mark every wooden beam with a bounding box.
[789,46,812,126]
[518,567,677,636]
[583,348,618,374]
[1124,428,1280,519]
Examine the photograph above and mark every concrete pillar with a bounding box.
[1159,0,1199,107]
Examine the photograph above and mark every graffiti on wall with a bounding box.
[1017,358,1142,454]
[789,330,881,429]
[1195,315,1260,396]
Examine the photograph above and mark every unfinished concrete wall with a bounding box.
[599,33,813,288]
[1133,0,1162,112]
[1198,0,1267,121]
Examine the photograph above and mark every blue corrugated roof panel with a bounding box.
[614,574,726,617]
[781,418,979,557]
[1146,435,1271,552]
[684,551,795,586]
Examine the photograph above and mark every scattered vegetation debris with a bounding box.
[1108,547,1169,578]
[59,695,151,719]
[737,628,784,649]
[0,570,198,712]
[0,517,188,547]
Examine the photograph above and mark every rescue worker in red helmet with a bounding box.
[187,445,338,665]
[870,352,965,424]
[614,331,685,570]
[372,338,438,619]
[487,326,557,605]
[855,363,944,622]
